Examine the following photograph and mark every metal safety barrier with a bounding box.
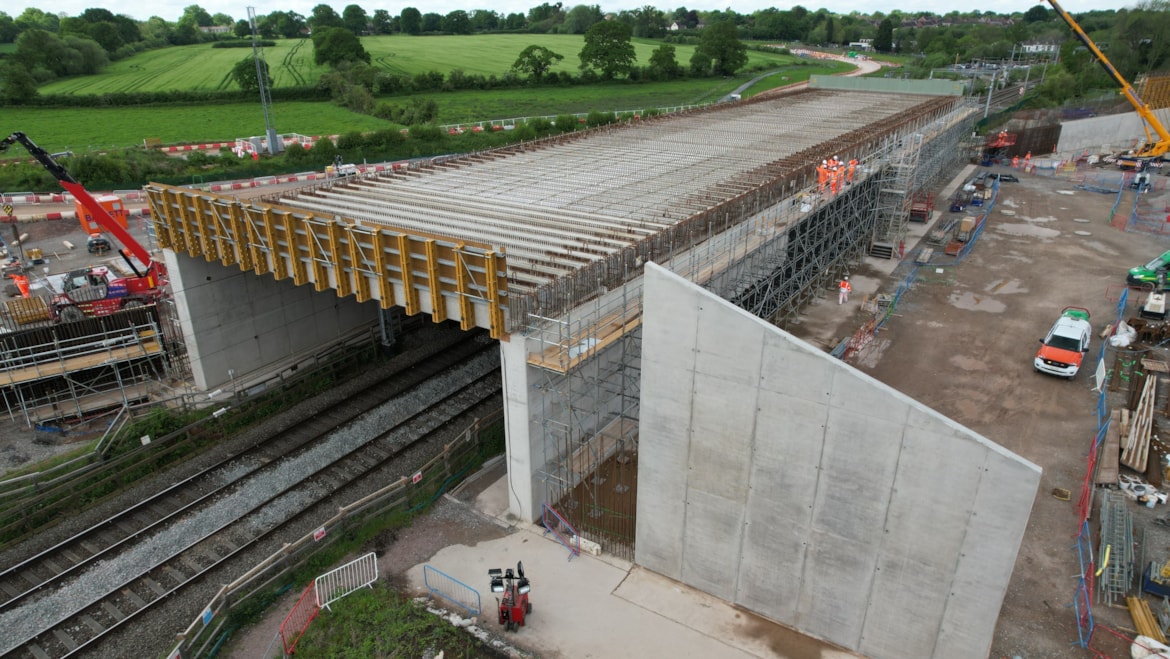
[315,551,378,610]
[280,583,320,656]
[423,564,481,616]
[542,503,581,560]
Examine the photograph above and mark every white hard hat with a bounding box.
[843,276,848,280]
[822,160,827,164]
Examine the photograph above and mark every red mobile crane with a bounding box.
[0,131,166,323]
[1047,0,1170,170]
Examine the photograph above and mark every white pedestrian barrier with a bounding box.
[315,551,378,610]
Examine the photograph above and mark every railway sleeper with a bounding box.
[53,628,78,651]
[102,599,126,621]
[121,586,149,610]
[0,580,21,598]
[81,614,103,635]
[143,576,167,597]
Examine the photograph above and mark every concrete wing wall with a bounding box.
[1056,108,1170,156]
[165,249,379,391]
[634,263,1040,659]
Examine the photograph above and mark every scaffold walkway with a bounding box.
[0,325,163,387]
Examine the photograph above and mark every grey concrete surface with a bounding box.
[164,252,378,390]
[1055,108,1170,156]
[634,262,1041,659]
[404,477,864,659]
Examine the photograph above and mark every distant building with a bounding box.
[1021,42,1058,55]
[848,39,874,51]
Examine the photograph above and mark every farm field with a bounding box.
[9,60,846,154]
[37,35,803,95]
[1,103,392,153]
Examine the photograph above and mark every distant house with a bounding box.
[199,25,232,34]
[848,39,874,51]
[670,22,680,31]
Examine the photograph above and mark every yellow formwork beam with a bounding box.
[374,230,395,309]
[348,228,371,303]
[193,195,217,262]
[211,200,236,267]
[304,219,329,292]
[145,183,509,339]
[147,189,174,250]
[425,239,447,323]
[397,234,419,315]
[284,212,307,286]
[485,251,506,339]
[327,219,349,298]
[228,203,249,270]
[454,251,475,331]
[177,193,201,258]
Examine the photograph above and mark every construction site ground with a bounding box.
[6,162,1170,658]
[787,163,1164,659]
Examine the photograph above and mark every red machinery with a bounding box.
[489,562,532,632]
[983,130,1018,164]
[0,132,166,323]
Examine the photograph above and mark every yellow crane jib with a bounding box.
[1046,0,1170,162]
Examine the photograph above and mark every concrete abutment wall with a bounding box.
[635,263,1040,659]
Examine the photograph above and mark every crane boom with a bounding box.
[1046,0,1170,160]
[0,131,155,271]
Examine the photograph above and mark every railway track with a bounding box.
[0,331,501,657]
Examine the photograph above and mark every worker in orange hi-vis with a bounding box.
[838,276,851,304]
[1012,155,1020,169]
[831,166,844,194]
[847,158,858,184]
[1024,151,1032,169]
[817,160,829,194]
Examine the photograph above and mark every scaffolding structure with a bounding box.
[0,309,171,427]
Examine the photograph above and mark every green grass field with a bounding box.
[12,62,850,153]
[10,35,855,154]
[38,34,803,95]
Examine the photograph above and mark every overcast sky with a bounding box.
[3,1,1134,24]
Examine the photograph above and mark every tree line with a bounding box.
[2,3,1170,114]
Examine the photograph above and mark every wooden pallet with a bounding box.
[1128,596,1167,644]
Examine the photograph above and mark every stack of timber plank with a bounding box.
[1128,596,1167,644]
[1122,375,1158,473]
